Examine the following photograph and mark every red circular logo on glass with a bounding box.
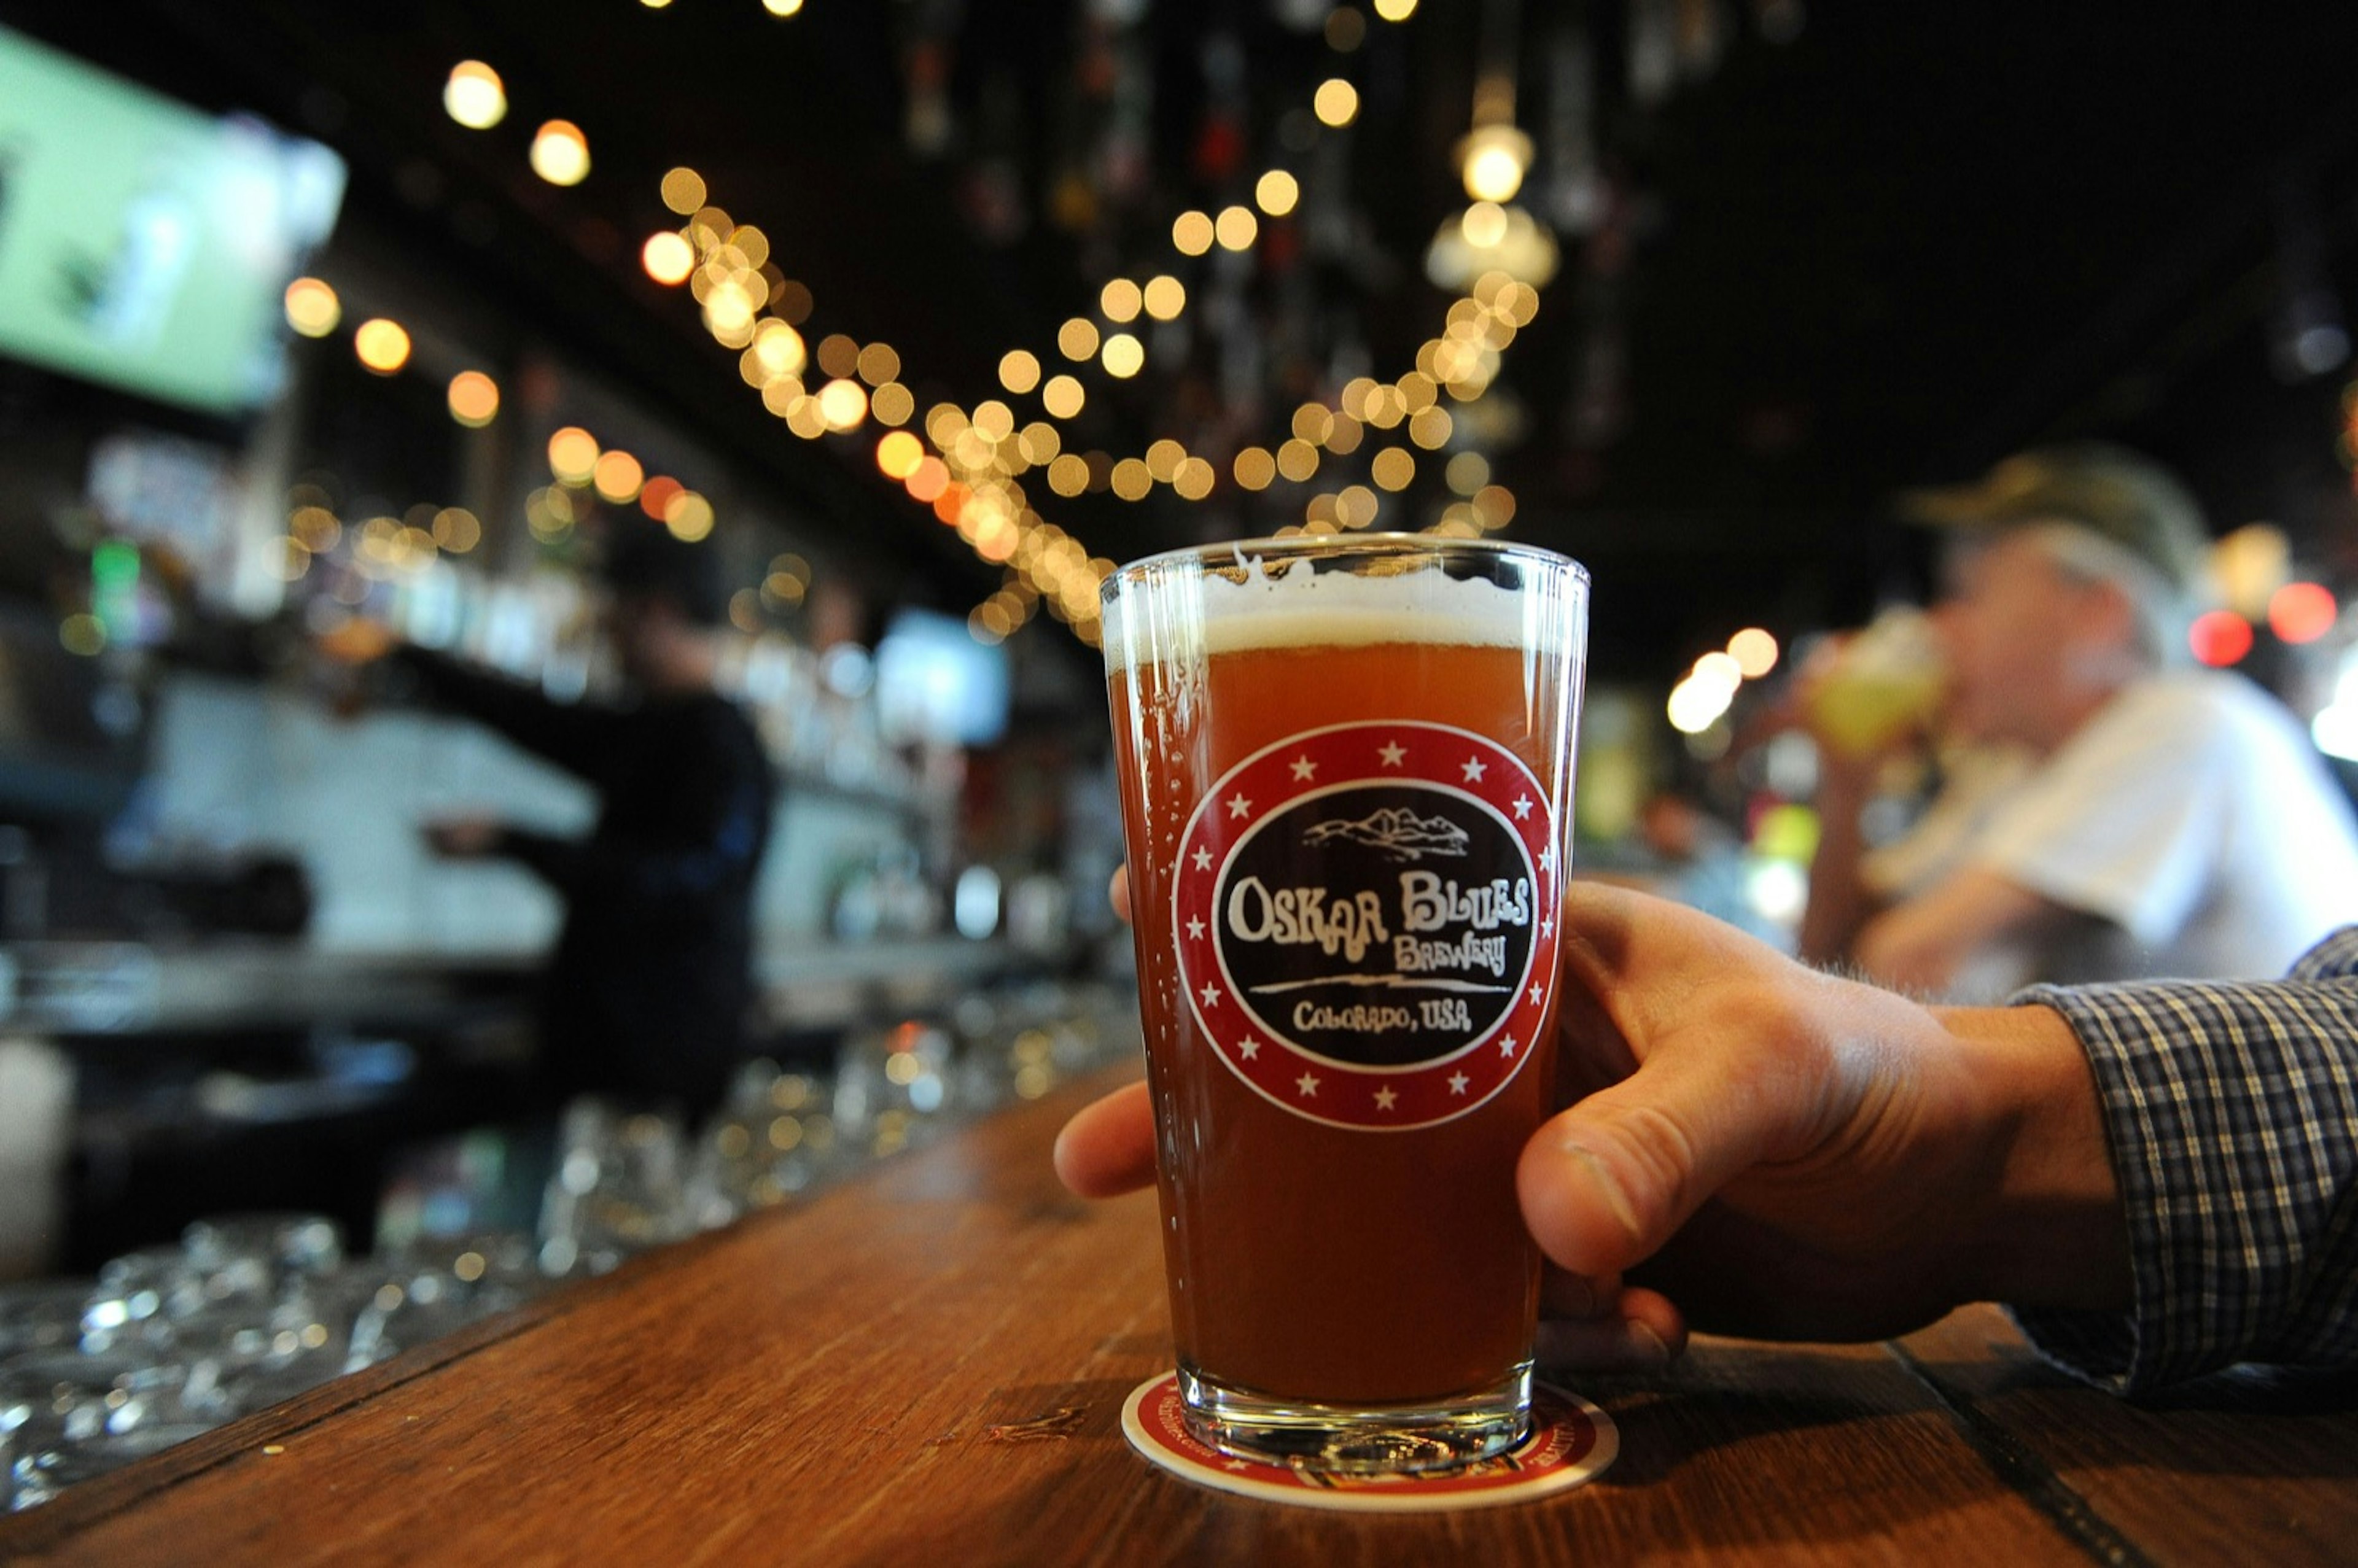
[1172,721,1560,1130]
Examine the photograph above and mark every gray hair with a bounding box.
[2018,520,2196,670]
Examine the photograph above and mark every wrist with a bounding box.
[1936,1003,2130,1313]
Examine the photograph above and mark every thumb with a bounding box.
[1516,1048,1782,1279]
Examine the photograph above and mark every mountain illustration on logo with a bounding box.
[1302,807,1469,861]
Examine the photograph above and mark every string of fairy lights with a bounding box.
[631,0,1544,646]
[274,0,1557,653]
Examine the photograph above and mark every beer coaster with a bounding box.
[1119,1373,1616,1512]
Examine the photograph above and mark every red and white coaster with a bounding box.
[1119,1372,1616,1512]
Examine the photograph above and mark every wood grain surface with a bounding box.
[6,1070,2354,1566]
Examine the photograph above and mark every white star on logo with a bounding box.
[1374,1086,1398,1111]
[1378,742,1407,767]
[1529,982,1546,1005]
[1447,1072,1470,1095]
[1295,1072,1320,1097]
[1539,845,1558,873]
[1186,917,1206,941]
[1223,1459,1250,1472]
[1226,792,1252,818]
[1289,755,1318,781]
[1539,915,1554,939]
[1237,1038,1258,1060]
[1199,982,1222,1007]
[1461,756,1488,783]
[1500,1034,1519,1058]
[1191,847,1213,872]
[1513,794,1533,820]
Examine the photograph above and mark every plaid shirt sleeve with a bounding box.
[2004,926,2358,1394]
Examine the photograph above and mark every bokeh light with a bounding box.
[547,427,600,485]
[1100,333,1143,379]
[642,231,694,285]
[1255,169,1300,217]
[817,378,869,430]
[1142,275,1186,321]
[446,371,500,427]
[353,319,411,375]
[529,121,590,186]
[593,450,645,503]
[283,278,340,338]
[1727,627,1781,677]
[1314,79,1360,127]
[876,430,925,479]
[2189,610,2254,667]
[2269,581,2339,644]
[1100,279,1142,323]
[660,167,707,215]
[443,61,506,130]
[664,489,715,542]
[998,349,1041,395]
[1172,211,1215,257]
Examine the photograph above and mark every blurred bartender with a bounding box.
[1800,443,2358,1001]
[391,525,773,1117]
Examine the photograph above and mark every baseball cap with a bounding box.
[1896,441,2212,594]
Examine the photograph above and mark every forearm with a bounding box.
[1797,777,1877,964]
[2002,972,2358,1392]
[1937,1003,2131,1314]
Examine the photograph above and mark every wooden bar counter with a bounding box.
[7,1071,2357,1566]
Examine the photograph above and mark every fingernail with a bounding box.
[1555,1139,1643,1243]
[1628,1321,1673,1367]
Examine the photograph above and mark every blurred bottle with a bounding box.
[1804,608,1945,758]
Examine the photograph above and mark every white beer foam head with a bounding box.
[1101,539,1586,672]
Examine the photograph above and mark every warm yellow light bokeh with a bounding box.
[443,61,506,130]
[998,349,1041,395]
[660,167,707,215]
[432,508,482,553]
[664,490,715,542]
[1057,318,1100,361]
[1215,206,1259,251]
[353,319,411,375]
[593,450,645,503]
[1254,169,1300,217]
[1127,282,1179,330]
[547,427,600,485]
[1171,211,1215,257]
[1462,142,1526,203]
[284,277,340,338]
[1100,333,1143,378]
[447,371,500,428]
[1728,627,1781,678]
[1313,79,1360,127]
[529,121,590,186]
[1100,278,1143,323]
[817,378,869,430]
[642,231,694,285]
[876,430,925,479]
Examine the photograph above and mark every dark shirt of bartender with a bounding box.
[408,525,774,1120]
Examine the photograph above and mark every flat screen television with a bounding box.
[0,25,345,416]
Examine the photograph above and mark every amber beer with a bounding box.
[1102,536,1587,1472]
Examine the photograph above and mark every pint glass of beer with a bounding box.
[1100,535,1588,1472]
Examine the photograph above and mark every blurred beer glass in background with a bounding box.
[1101,535,1587,1473]
[1803,607,1947,758]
